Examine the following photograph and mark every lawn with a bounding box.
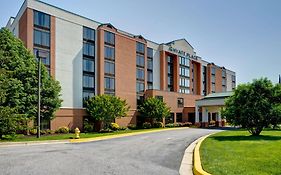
[200,129,281,175]
[0,127,172,142]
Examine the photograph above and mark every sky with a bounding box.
[1,0,281,85]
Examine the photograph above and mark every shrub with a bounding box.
[45,129,55,134]
[55,126,69,134]
[128,124,137,130]
[40,130,47,135]
[83,119,94,133]
[153,122,164,128]
[110,123,120,131]
[142,122,152,129]
[29,128,37,135]
[99,128,113,133]
[165,123,175,128]
[118,126,127,130]
[182,122,192,127]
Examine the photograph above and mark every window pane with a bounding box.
[104,61,115,74]
[147,47,153,58]
[83,58,94,72]
[105,77,115,90]
[83,75,94,88]
[136,68,144,80]
[136,42,145,54]
[136,55,144,67]
[83,43,95,56]
[147,58,153,70]
[34,29,50,47]
[136,82,144,93]
[104,31,115,45]
[147,71,153,82]
[104,46,115,60]
[34,10,50,28]
[83,27,95,41]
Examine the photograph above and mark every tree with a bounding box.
[138,97,170,124]
[0,28,62,125]
[86,95,130,129]
[222,78,281,136]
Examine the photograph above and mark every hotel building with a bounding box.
[6,0,236,130]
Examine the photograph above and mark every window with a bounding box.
[232,75,236,82]
[104,61,115,75]
[222,70,226,78]
[83,27,95,41]
[179,56,189,67]
[156,96,163,102]
[211,83,215,93]
[168,64,173,74]
[83,91,94,102]
[136,55,145,67]
[211,75,216,83]
[147,58,153,70]
[147,47,153,58]
[137,95,144,106]
[83,58,94,73]
[147,83,153,90]
[147,70,153,82]
[136,82,144,93]
[180,78,190,87]
[136,68,144,80]
[167,56,173,63]
[104,31,115,45]
[33,48,50,65]
[168,76,173,86]
[34,29,50,47]
[222,78,226,86]
[177,98,184,108]
[211,67,216,75]
[104,46,115,60]
[83,75,94,88]
[222,86,227,92]
[176,113,183,122]
[136,42,145,54]
[105,77,115,90]
[34,10,50,28]
[83,42,95,57]
[180,88,190,94]
[179,67,189,77]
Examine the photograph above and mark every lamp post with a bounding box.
[36,50,48,138]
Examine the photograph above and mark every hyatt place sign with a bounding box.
[168,46,197,60]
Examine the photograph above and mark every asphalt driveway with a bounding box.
[0,128,220,175]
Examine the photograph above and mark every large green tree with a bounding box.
[138,97,170,124]
[0,28,62,131]
[86,95,130,129]
[222,78,281,136]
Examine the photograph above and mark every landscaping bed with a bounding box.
[200,129,281,175]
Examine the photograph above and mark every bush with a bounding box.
[83,119,94,133]
[142,122,152,129]
[99,128,113,133]
[128,124,137,130]
[153,122,164,128]
[181,122,192,127]
[55,126,69,134]
[40,130,47,135]
[45,129,55,134]
[118,126,127,130]
[110,123,120,131]
[165,123,175,128]
[29,128,37,135]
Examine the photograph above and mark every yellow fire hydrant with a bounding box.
[74,127,80,139]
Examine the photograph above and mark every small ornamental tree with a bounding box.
[138,97,170,124]
[222,78,281,136]
[86,95,130,129]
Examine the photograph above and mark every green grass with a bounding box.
[0,127,171,142]
[200,129,281,175]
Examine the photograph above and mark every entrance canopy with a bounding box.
[195,92,233,127]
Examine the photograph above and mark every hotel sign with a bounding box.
[168,46,197,60]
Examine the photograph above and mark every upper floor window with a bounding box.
[147,58,153,70]
[211,67,216,75]
[136,68,145,80]
[179,66,190,77]
[211,75,216,83]
[147,70,153,82]
[167,56,173,63]
[179,56,189,67]
[83,27,95,41]
[34,10,50,29]
[83,58,95,73]
[136,42,145,54]
[105,77,115,90]
[136,55,145,67]
[83,74,95,88]
[147,47,153,58]
[34,29,50,47]
[136,82,145,93]
[222,70,226,78]
[232,75,236,82]
[104,61,115,75]
[104,46,115,60]
[104,31,115,45]
[83,42,95,57]
[33,48,50,66]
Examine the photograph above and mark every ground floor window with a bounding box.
[176,113,182,122]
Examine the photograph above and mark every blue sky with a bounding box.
[1,0,281,84]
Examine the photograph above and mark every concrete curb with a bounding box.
[193,134,212,175]
[0,127,188,147]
